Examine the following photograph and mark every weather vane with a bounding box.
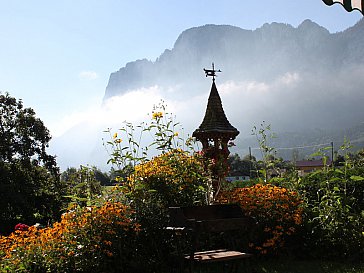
[203,62,221,80]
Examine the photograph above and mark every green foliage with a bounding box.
[126,150,209,272]
[228,153,255,177]
[219,183,304,256]
[0,92,58,174]
[130,150,208,206]
[0,92,63,235]
[298,141,364,261]
[251,122,287,182]
[104,102,209,272]
[104,102,208,207]
[249,129,364,261]
[0,162,64,234]
[61,166,104,208]
[0,201,139,273]
[252,259,364,273]
[104,100,195,170]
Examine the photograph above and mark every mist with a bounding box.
[49,65,364,171]
[49,21,364,171]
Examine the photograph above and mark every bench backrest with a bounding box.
[168,204,251,232]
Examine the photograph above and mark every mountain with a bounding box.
[100,19,364,162]
[104,19,364,99]
[51,20,364,170]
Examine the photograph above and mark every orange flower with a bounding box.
[217,183,303,255]
[0,201,139,270]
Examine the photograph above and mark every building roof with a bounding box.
[193,80,239,139]
[295,159,332,168]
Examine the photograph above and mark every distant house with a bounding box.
[225,171,250,182]
[295,159,332,176]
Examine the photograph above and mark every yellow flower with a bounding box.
[113,132,118,139]
[152,111,163,119]
[115,138,122,143]
[174,132,179,137]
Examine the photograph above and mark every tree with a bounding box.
[61,166,104,207]
[0,92,63,234]
[227,153,251,176]
[0,92,58,172]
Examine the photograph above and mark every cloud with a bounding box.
[51,86,164,137]
[49,68,364,171]
[78,71,99,80]
[277,72,300,86]
[47,77,290,168]
[49,84,208,170]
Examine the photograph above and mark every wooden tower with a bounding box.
[193,64,239,196]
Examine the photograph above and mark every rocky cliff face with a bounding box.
[101,19,364,161]
[104,19,364,100]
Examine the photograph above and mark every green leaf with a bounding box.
[329,177,340,183]
[333,169,344,174]
[63,195,88,201]
[310,151,323,157]
[350,175,364,181]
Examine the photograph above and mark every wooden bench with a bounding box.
[167,204,254,272]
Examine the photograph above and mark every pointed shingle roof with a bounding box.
[193,80,239,140]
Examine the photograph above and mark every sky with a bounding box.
[0,0,362,169]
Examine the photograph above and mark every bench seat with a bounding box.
[185,249,253,262]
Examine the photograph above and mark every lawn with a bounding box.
[250,259,364,273]
[169,258,364,273]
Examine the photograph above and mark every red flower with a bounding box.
[15,223,29,231]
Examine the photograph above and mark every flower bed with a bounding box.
[218,183,304,255]
[0,202,139,273]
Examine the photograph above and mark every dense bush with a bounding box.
[61,165,104,208]
[299,167,364,261]
[248,125,364,261]
[0,161,64,235]
[0,201,139,273]
[0,93,63,235]
[118,149,209,272]
[128,149,208,207]
[218,183,304,256]
[104,103,210,271]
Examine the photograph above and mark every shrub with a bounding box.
[218,183,304,256]
[103,102,210,271]
[120,149,209,272]
[299,168,364,261]
[61,165,104,208]
[0,201,139,273]
[294,140,364,261]
[127,149,208,207]
[0,93,63,235]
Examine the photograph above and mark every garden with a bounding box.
[1,94,364,273]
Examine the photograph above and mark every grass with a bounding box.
[169,258,364,273]
[250,258,364,273]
